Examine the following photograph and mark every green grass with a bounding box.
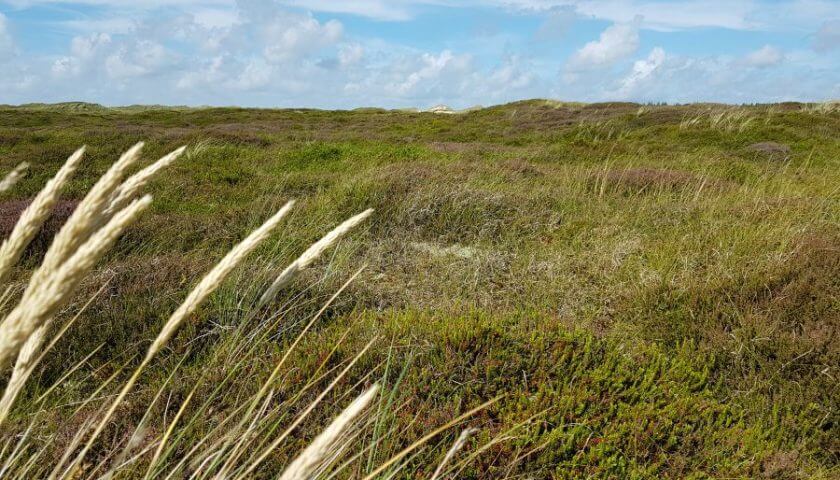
[1,100,838,478]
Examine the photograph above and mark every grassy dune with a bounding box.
[0,100,837,478]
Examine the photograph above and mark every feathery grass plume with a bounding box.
[0,146,85,282]
[147,199,295,360]
[0,195,152,371]
[66,200,295,476]
[0,279,109,422]
[36,142,144,273]
[0,277,113,424]
[258,208,373,309]
[0,147,85,284]
[104,146,186,216]
[279,384,380,480]
[0,163,29,193]
[430,428,476,480]
[0,145,184,423]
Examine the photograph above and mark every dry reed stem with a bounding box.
[0,195,152,371]
[66,200,295,477]
[238,336,377,478]
[0,147,84,283]
[187,268,365,480]
[0,163,29,193]
[279,385,380,480]
[144,388,197,480]
[258,208,373,308]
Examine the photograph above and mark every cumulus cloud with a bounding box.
[71,33,112,59]
[338,43,364,67]
[567,20,639,70]
[261,16,342,62]
[0,0,836,107]
[52,32,175,81]
[486,56,535,90]
[616,47,666,97]
[104,40,173,79]
[388,50,473,96]
[744,45,783,67]
[228,57,272,90]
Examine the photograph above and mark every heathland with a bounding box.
[0,100,837,478]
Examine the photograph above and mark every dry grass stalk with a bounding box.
[0,163,29,193]
[0,195,152,371]
[147,199,295,361]
[0,280,109,421]
[0,148,84,283]
[0,144,185,423]
[104,146,186,216]
[66,200,296,476]
[430,428,476,480]
[37,142,144,274]
[360,397,497,480]
[258,208,373,308]
[279,384,380,480]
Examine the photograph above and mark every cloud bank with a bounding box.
[0,0,837,107]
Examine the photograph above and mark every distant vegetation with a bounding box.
[0,100,837,478]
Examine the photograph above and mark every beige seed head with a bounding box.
[37,142,144,274]
[259,208,373,307]
[0,147,85,283]
[105,146,186,216]
[279,384,379,480]
[0,162,29,193]
[0,195,152,370]
[145,200,295,361]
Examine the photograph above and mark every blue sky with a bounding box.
[0,1,838,108]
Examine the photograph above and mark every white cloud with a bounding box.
[468,0,836,32]
[104,40,172,78]
[388,50,473,96]
[261,17,342,62]
[744,45,783,67]
[338,43,364,67]
[176,55,226,89]
[568,21,639,70]
[228,57,272,90]
[534,6,576,40]
[71,33,112,59]
[280,0,414,21]
[616,46,665,97]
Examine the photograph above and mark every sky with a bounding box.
[0,1,838,108]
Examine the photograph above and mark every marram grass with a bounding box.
[0,102,836,478]
[0,144,477,479]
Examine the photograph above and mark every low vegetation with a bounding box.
[0,100,837,478]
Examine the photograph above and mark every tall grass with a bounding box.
[0,144,486,479]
